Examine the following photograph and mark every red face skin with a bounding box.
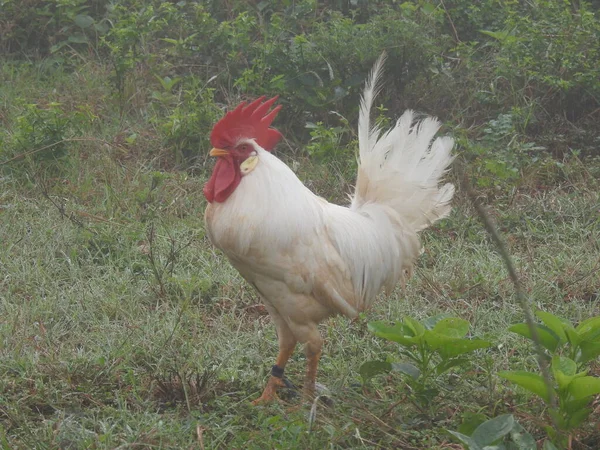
[203,142,255,203]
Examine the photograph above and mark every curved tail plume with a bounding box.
[351,53,455,231]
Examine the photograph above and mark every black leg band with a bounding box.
[271,365,284,378]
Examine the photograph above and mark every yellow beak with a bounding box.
[209,148,229,157]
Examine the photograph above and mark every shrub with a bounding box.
[1,102,93,177]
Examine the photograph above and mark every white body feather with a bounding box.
[205,55,454,344]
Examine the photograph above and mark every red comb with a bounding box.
[210,96,283,151]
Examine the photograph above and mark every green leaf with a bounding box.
[575,316,600,338]
[458,412,488,437]
[472,414,514,446]
[93,21,109,34]
[554,372,574,392]
[359,360,391,383]
[421,2,436,15]
[447,430,484,450]
[551,355,575,391]
[423,330,453,350]
[508,323,560,352]
[498,371,552,403]
[547,413,564,436]
[50,41,69,53]
[542,441,559,450]
[565,406,592,429]
[414,387,439,404]
[257,0,270,12]
[535,311,569,342]
[403,316,425,337]
[426,334,491,358]
[368,321,419,347]
[567,376,600,400]
[562,397,591,415]
[509,421,537,450]
[578,340,600,364]
[432,317,470,338]
[479,29,510,41]
[74,14,95,29]
[422,313,452,330]
[551,355,577,377]
[391,362,420,380]
[563,326,581,348]
[68,33,89,44]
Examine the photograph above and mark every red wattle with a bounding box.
[203,157,241,203]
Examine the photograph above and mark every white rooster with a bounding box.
[203,54,455,403]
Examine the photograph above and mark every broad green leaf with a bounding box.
[535,311,569,342]
[578,340,600,364]
[425,334,491,358]
[447,430,484,450]
[542,441,559,450]
[74,14,95,29]
[548,410,566,433]
[567,376,600,400]
[368,321,419,347]
[68,33,88,44]
[472,414,514,446]
[551,355,576,376]
[422,313,452,330]
[562,397,591,415]
[50,41,69,53]
[432,317,470,338]
[257,0,269,12]
[508,323,560,352]
[442,338,492,358]
[391,362,420,380]
[423,330,454,350]
[479,29,510,41]
[563,326,581,348]
[551,357,588,391]
[458,412,488,437]
[575,316,600,338]
[414,387,439,404]
[403,316,425,337]
[551,355,577,390]
[359,360,391,383]
[554,371,574,391]
[564,406,592,429]
[509,421,537,450]
[421,2,436,15]
[498,371,552,403]
[93,21,109,34]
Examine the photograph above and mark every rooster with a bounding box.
[203,54,455,404]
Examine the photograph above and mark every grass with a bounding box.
[1,61,600,449]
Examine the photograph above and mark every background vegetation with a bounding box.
[1,0,599,448]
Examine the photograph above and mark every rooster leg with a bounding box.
[302,331,323,401]
[252,323,297,405]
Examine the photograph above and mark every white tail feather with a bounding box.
[351,55,455,232]
[358,51,387,160]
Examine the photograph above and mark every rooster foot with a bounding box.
[252,375,288,405]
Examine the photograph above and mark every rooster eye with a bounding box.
[240,144,248,151]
